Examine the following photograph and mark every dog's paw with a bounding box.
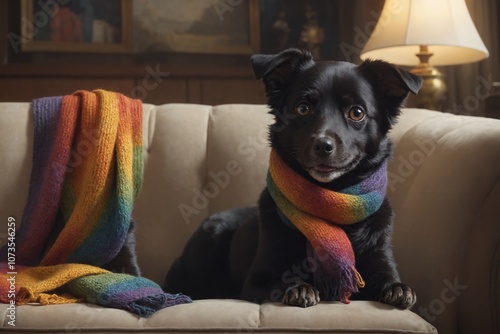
[380,283,417,309]
[282,283,320,308]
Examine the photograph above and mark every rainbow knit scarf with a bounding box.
[267,149,387,303]
[0,90,191,316]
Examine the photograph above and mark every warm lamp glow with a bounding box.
[360,0,489,66]
[360,0,489,111]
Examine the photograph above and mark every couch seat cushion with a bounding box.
[1,300,436,333]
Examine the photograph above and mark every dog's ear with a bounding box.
[251,48,314,107]
[251,48,314,80]
[358,59,423,124]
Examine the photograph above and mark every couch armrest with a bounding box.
[388,108,500,334]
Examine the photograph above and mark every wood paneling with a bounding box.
[187,79,202,104]
[139,78,188,105]
[201,79,266,105]
[0,78,135,102]
[0,63,255,78]
[0,77,267,105]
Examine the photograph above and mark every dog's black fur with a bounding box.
[104,219,141,276]
[165,49,422,308]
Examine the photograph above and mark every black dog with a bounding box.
[165,48,422,308]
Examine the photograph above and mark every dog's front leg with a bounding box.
[240,191,320,307]
[240,258,320,307]
[357,244,416,309]
[350,201,417,309]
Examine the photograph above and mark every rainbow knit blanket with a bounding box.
[267,149,387,303]
[0,90,191,316]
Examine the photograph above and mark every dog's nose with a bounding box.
[313,137,335,157]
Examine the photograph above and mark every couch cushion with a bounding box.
[0,301,436,333]
[133,104,273,285]
[386,108,500,333]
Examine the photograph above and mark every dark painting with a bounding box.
[260,0,342,60]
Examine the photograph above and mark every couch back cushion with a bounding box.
[134,104,273,284]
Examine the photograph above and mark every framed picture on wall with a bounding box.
[259,0,344,61]
[133,0,260,55]
[20,0,132,53]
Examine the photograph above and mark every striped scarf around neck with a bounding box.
[266,149,387,303]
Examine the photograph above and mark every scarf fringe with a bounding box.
[127,293,193,318]
[315,265,365,304]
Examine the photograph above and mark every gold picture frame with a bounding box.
[133,0,260,55]
[20,0,132,53]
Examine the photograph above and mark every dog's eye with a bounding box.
[295,104,311,117]
[348,107,365,122]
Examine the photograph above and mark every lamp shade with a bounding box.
[360,0,489,66]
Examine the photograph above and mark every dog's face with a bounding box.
[252,49,422,184]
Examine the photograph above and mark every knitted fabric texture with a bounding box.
[267,149,387,303]
[0,90,191,316]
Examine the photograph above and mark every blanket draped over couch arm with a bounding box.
[0,90,191,317]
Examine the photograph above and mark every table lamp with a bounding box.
[360,0,489,111]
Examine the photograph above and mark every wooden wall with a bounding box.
[0,62,267,105]
[0,1,267,105]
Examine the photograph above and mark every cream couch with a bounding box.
[0,103,499,334]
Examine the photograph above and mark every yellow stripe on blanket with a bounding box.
[4,264,109,305]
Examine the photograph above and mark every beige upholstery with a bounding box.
[0,103,499,334]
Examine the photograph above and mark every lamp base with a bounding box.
[407,46,447,111]
[409,66,447,111]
